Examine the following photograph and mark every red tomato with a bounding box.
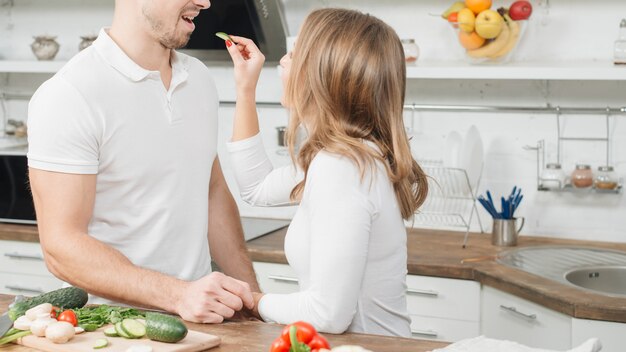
[57,310,78,327]
[280,321,317,345]
[50,306,60,319]
[269,336,290,352]
[309,334,330,350]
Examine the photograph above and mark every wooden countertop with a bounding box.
[3,223,626,323]
[248,227,626,323]
[0,295,447,352]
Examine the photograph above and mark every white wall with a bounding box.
[1,0,625,242]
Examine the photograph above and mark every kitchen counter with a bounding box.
[3,222,626,323]
[245,226,626,324]
[0,294,447,352]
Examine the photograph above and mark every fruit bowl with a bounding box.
[450,16,527,64]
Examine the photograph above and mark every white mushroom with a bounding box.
[13,316,33,331]
[45,321,75,344]
[25,303,52,321]
[30,313,56,337]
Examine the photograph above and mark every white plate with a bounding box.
[443,130,462,168]
[459,125,484,194]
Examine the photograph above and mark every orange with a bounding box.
[458,31,486,50]
[465,0,492,14]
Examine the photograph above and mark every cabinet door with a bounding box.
[481,286,571,350]
[572,318,626,352]
[0,272,63,296]
[406,275,480,321]
[410,314,479,342]
[0,240,51,276]
[253,262,299,294]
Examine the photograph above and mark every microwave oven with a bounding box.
[0,148,36,224]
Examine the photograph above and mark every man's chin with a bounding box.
[161,34,192,50]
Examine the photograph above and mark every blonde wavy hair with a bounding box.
[285,8,428,219]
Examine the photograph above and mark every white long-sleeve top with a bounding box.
[227,134,411,337]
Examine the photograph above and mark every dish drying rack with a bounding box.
[412,160,484,247]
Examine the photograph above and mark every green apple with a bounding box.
[474,9,504,39]
[457,8,476,33]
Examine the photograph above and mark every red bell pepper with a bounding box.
[269,321,330,352]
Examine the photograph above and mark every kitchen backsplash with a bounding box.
[0,0,625,242]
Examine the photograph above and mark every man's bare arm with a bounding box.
[30,168,252,323]
[207,158,260,292]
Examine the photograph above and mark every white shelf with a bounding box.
[1,60,625,81]
[406,61,626,81]
[0,60,66,73]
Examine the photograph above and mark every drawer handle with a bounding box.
[500,305,537,321]
[411,329,439,338]
[268,275,299,284]
[4,252,44,261]
[407,288,439,297]
[5,285,45,294]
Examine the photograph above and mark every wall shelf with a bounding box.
[406,61,626,81]
[0,60,66,73]
[2,60,626,81]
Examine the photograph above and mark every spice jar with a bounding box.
[401,39,419,64]
[571,164,593,188]
[540,163,566,189]
[595,166,618,190]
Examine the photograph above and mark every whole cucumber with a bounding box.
[145,312,188,343]
[8,286,88,321]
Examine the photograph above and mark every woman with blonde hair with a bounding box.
[223,8,428,336]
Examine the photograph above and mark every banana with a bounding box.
[488,15,521,59]
[466,21,511,58]
[441,1,466,19]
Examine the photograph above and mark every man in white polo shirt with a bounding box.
[26,0,260,323]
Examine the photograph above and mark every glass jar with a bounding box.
[401,39,419,64]
[614,19,626,65]
[540,163,566,189]
[571,164,594,188]
[595,166,618,190]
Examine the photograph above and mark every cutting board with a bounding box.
[16,325,220,352]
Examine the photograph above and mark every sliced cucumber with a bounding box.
[121,319,146,339]
[93,338,108,349]
[114,322,132,339]
[215,32,233,42]
[103,327,118,337]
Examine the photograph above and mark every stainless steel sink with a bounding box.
[497,246,626,298]
[565,266,626,297]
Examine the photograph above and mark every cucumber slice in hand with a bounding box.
[93,338,108,349]
[121,319,146,339]
[215,32,234,42]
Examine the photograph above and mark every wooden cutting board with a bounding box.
[16,325,220,352]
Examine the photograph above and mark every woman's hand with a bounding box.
[225,35,265,96]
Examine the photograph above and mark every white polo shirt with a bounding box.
[27,29,219,302]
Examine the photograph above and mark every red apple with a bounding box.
[509,0,532,20]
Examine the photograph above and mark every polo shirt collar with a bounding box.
[93,28,189,83]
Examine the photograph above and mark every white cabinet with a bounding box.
[0,240,63,295]
[252,261,299,294]
[406,275,480,342]
[481,286,571,350]
[572,318,626,352]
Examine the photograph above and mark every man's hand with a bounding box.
[175,272,254,323]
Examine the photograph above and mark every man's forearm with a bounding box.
[42,229,186,312]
